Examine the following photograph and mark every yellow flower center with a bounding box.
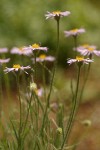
[39,54,46,59]
[71,28,78,33]
[88,47,94,51]
[53,11,61,15]
[82,44,89,48]
[13,64,21,69]
[32,43,40,48]
[76,56,84,61]
[19,47,24,51]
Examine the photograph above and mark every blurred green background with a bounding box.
[0,0,100,66]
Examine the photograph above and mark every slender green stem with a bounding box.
[34,52,37,82]
[60,66,81,150]
[73,36,77,57]
[0,71,3,118]
[42,62,46,101]
[79,62,91,102]
[17,75,22,132]
[16,74,22,149]
[47,19,60,106]
[22,92,33,134]
[33,93,39,131]
[79,54,92,102]
[35,92,44,113]
[70,78,74,98]
[56,19,60,57]
[40,19,60,136]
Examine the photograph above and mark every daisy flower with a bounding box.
[67,56,93,65]
[4,64,31,74]
[64,28,85,37]
[32,54,55,63]
[10,47,32,56]
[0,48,8,53]
[24,43,48,53]
[76,44,100,56]
[45,10,70,20]
[76,44,96,50]
[0,58,10,64]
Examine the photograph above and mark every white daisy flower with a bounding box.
[76,44,96,51]
[11,47,32,56]
[24,43,48,53]
[64,28,85,37]
[0,48,8,53]
[4,64,31,74]
[45,10,70,20]
[32,54,55,63]
[76,44,100,56]
[67,56,93,65]
[0,58,10,64]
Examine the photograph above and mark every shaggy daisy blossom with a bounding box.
[76,44,96,50]
[76,44,100,56]
[4,64,31,74]
[67,56,93,65]
[64,28,85,37]
[32,54,55,63]
[45,11,70,20]
[11,47,32,56]
[0,58,10,64]
[24,43,48,52]
[0,48,8,53]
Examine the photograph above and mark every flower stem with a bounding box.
[34,52,37,82]
[73,36,77,57]
[22,92,33,134]
[47,19,60,105]
[16,74,22,149]
[79,62,91,102]
[56,19,60,57]
[0,72,3,118]
[60,66,81,150]
[40,19,60,136]
[42,62,46,101]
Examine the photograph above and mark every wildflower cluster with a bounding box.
[64,28,100,66]
[0,8,99,150]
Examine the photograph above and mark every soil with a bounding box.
[69,100,100,150]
